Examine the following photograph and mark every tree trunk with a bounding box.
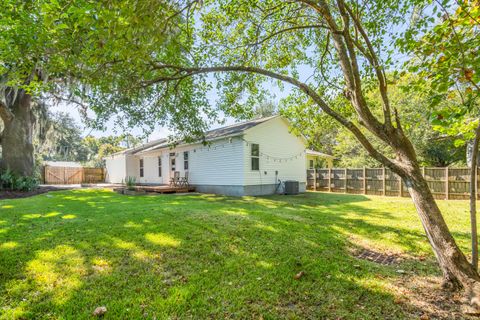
[0,90,34,176]
[402,164,480,309]
[469,123,480,271]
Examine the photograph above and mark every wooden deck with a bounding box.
[134,185,196,194]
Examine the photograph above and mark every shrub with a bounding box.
[125,176,136,190]
[15,176,39,191]
[0,169,39,191]
[0,169,16,190]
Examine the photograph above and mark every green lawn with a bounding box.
[0,190,473,319]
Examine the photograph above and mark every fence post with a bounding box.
[313,168,317,191]
[328,168,332,192]
[382,167,386,196]
[363,166,367,195]
[445,166,449,200]
[344,168,348,193]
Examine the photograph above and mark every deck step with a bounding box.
[132,185,195,194]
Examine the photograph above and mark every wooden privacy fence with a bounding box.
[43,166,105,184]
[307,167,480,200]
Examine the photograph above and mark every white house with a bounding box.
[105,116,330,196]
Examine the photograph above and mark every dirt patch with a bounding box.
[351,245,473,319]
[393,274,473,320]
[0,186,74,200]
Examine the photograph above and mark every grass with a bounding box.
[0,189,473,319]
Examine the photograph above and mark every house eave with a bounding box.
[134,133,244,156]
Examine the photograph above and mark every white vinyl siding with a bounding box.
[242,117,306,186]
[138,138,245,186]
[105,154,127,183]
[125,155,139,181]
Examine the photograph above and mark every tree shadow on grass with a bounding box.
[0,189,469,319]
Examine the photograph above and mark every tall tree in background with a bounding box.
[82,134,142,167]
[32,109,142,166]
[285,74,465,167]
[252,101,277,119]
[37,112,85,162]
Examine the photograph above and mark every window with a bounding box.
[184,151,189,170]
[139,159,144,177]
[171,158,176,171]
[158,157,162,177]
[251,143,259,171]
[309,159,314,169]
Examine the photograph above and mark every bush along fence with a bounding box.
[307,167,480,200]
[42,166,105,184]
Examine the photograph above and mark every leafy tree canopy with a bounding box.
[399,0,480,146]
[0,0,212,139]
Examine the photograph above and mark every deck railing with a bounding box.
[307,167,480,200]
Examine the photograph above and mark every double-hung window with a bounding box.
[139,159,144,177]
[251,144,260,171]
[158,157,162,177]
[184,151,189,170]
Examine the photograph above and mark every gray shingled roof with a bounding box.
[133,115,279,155]
[119,138,168,155]
[203,115,277,140]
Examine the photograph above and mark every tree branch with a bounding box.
[247,24,331,48]
[311,0,389,143]
[342,1,393,129]
[146,64,400,172]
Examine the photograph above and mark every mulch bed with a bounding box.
[0,186,74,200]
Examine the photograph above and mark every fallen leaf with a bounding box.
[93,306,107,317]
[294,271,305,280]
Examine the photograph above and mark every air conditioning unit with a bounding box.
[284,180,299,195]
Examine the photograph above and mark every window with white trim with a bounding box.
[158,157,162,177]
[139,159,144,177]
[184,151,189,170]
[251,143,259,171]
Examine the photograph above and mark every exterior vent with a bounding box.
[284,180,299,195]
